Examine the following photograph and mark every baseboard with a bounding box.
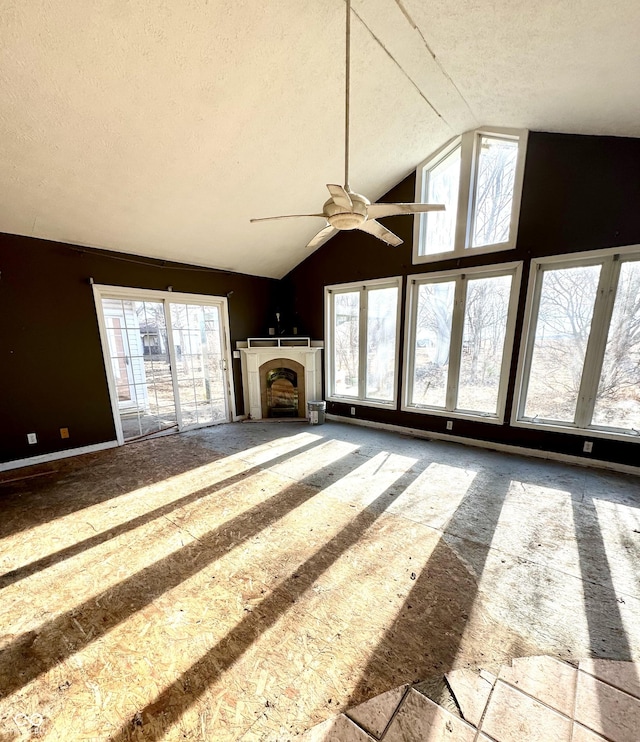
[325,414,640,476]
[0,440,119,473]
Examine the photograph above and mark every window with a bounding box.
[403,263,522,422]
[421,143,461,256]
[326,277,401,408]
[414,128,527,264]
[514,246,640,439]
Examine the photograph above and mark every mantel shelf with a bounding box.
[236,338,324,349]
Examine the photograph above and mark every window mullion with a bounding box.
[455,132,474,252]
[574,256,621,428]
[446,277,466,410]
[359,288,368,400]
[517,264,545,420]
[163,301,184,431]
[495,267,520,420]
[405,280,419,407]
[327,289,335,397]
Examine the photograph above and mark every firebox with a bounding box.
[258,357,307,419]
[266,367,298,417]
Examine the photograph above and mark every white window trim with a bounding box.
[325,276,402,409]
[511,244,640,443]
[92,284,236,444]
[402,261,523,423]
[413,127,528,265]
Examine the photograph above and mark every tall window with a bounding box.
[414,128,527,264]
[404,263,522,421]
[326,278,401,408]
[515,247,640,439]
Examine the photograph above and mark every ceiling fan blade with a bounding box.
[306,225,337,249]
[326,184,353,210]
[250,214,325,223]
[367,203,445,219]
[357,219,403,247]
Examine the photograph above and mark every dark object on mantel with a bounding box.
[269,311,288,337]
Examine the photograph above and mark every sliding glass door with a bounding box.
[95,287,233,443]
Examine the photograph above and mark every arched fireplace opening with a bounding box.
[259,357,306,419]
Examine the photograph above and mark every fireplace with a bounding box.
[237,338,323,420]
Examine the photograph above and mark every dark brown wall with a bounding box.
[0,234,277,463]
[282,131,640,467]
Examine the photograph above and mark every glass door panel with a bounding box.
[169,302,228,428]
[101,298,177,441]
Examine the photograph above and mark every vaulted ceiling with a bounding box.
[1,1,639,278]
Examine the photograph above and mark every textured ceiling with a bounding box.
[1,0,639,278]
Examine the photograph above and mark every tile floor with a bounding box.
[303,656,640,742]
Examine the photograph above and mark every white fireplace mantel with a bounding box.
[237,338,323,420]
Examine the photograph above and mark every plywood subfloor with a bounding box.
[0,422,638,740]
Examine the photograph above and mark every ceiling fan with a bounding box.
[250,0,445,249]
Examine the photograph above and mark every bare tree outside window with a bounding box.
[168,304,226,426]
[592,260,640,429]
[334,292,360,396]
[471,136,518,248]
[409,268,518,417]
[523,265,601,422]
[415,128,525,265]
[422,146,461,256]
[366,287,398,401]
[457,274,512,414]
[411,281,455,407]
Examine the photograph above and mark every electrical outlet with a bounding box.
[60,427,70,439]
[583,441,593,453]
[27,432,37,444]
[350,407,356,416]
[446,420,453,431]
[233,350,240,359]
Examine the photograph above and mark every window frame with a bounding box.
[325,276,402,409]
[413,127,528,265]
[512,244,640,442]
[402,261,523,423]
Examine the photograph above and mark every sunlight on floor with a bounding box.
[6,431,322,543]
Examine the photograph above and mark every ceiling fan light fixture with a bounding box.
[327,212,365,230]
[324,192,367,230]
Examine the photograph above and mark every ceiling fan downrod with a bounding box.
[344,0,351,192]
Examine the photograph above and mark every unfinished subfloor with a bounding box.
[0,421,638,741]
